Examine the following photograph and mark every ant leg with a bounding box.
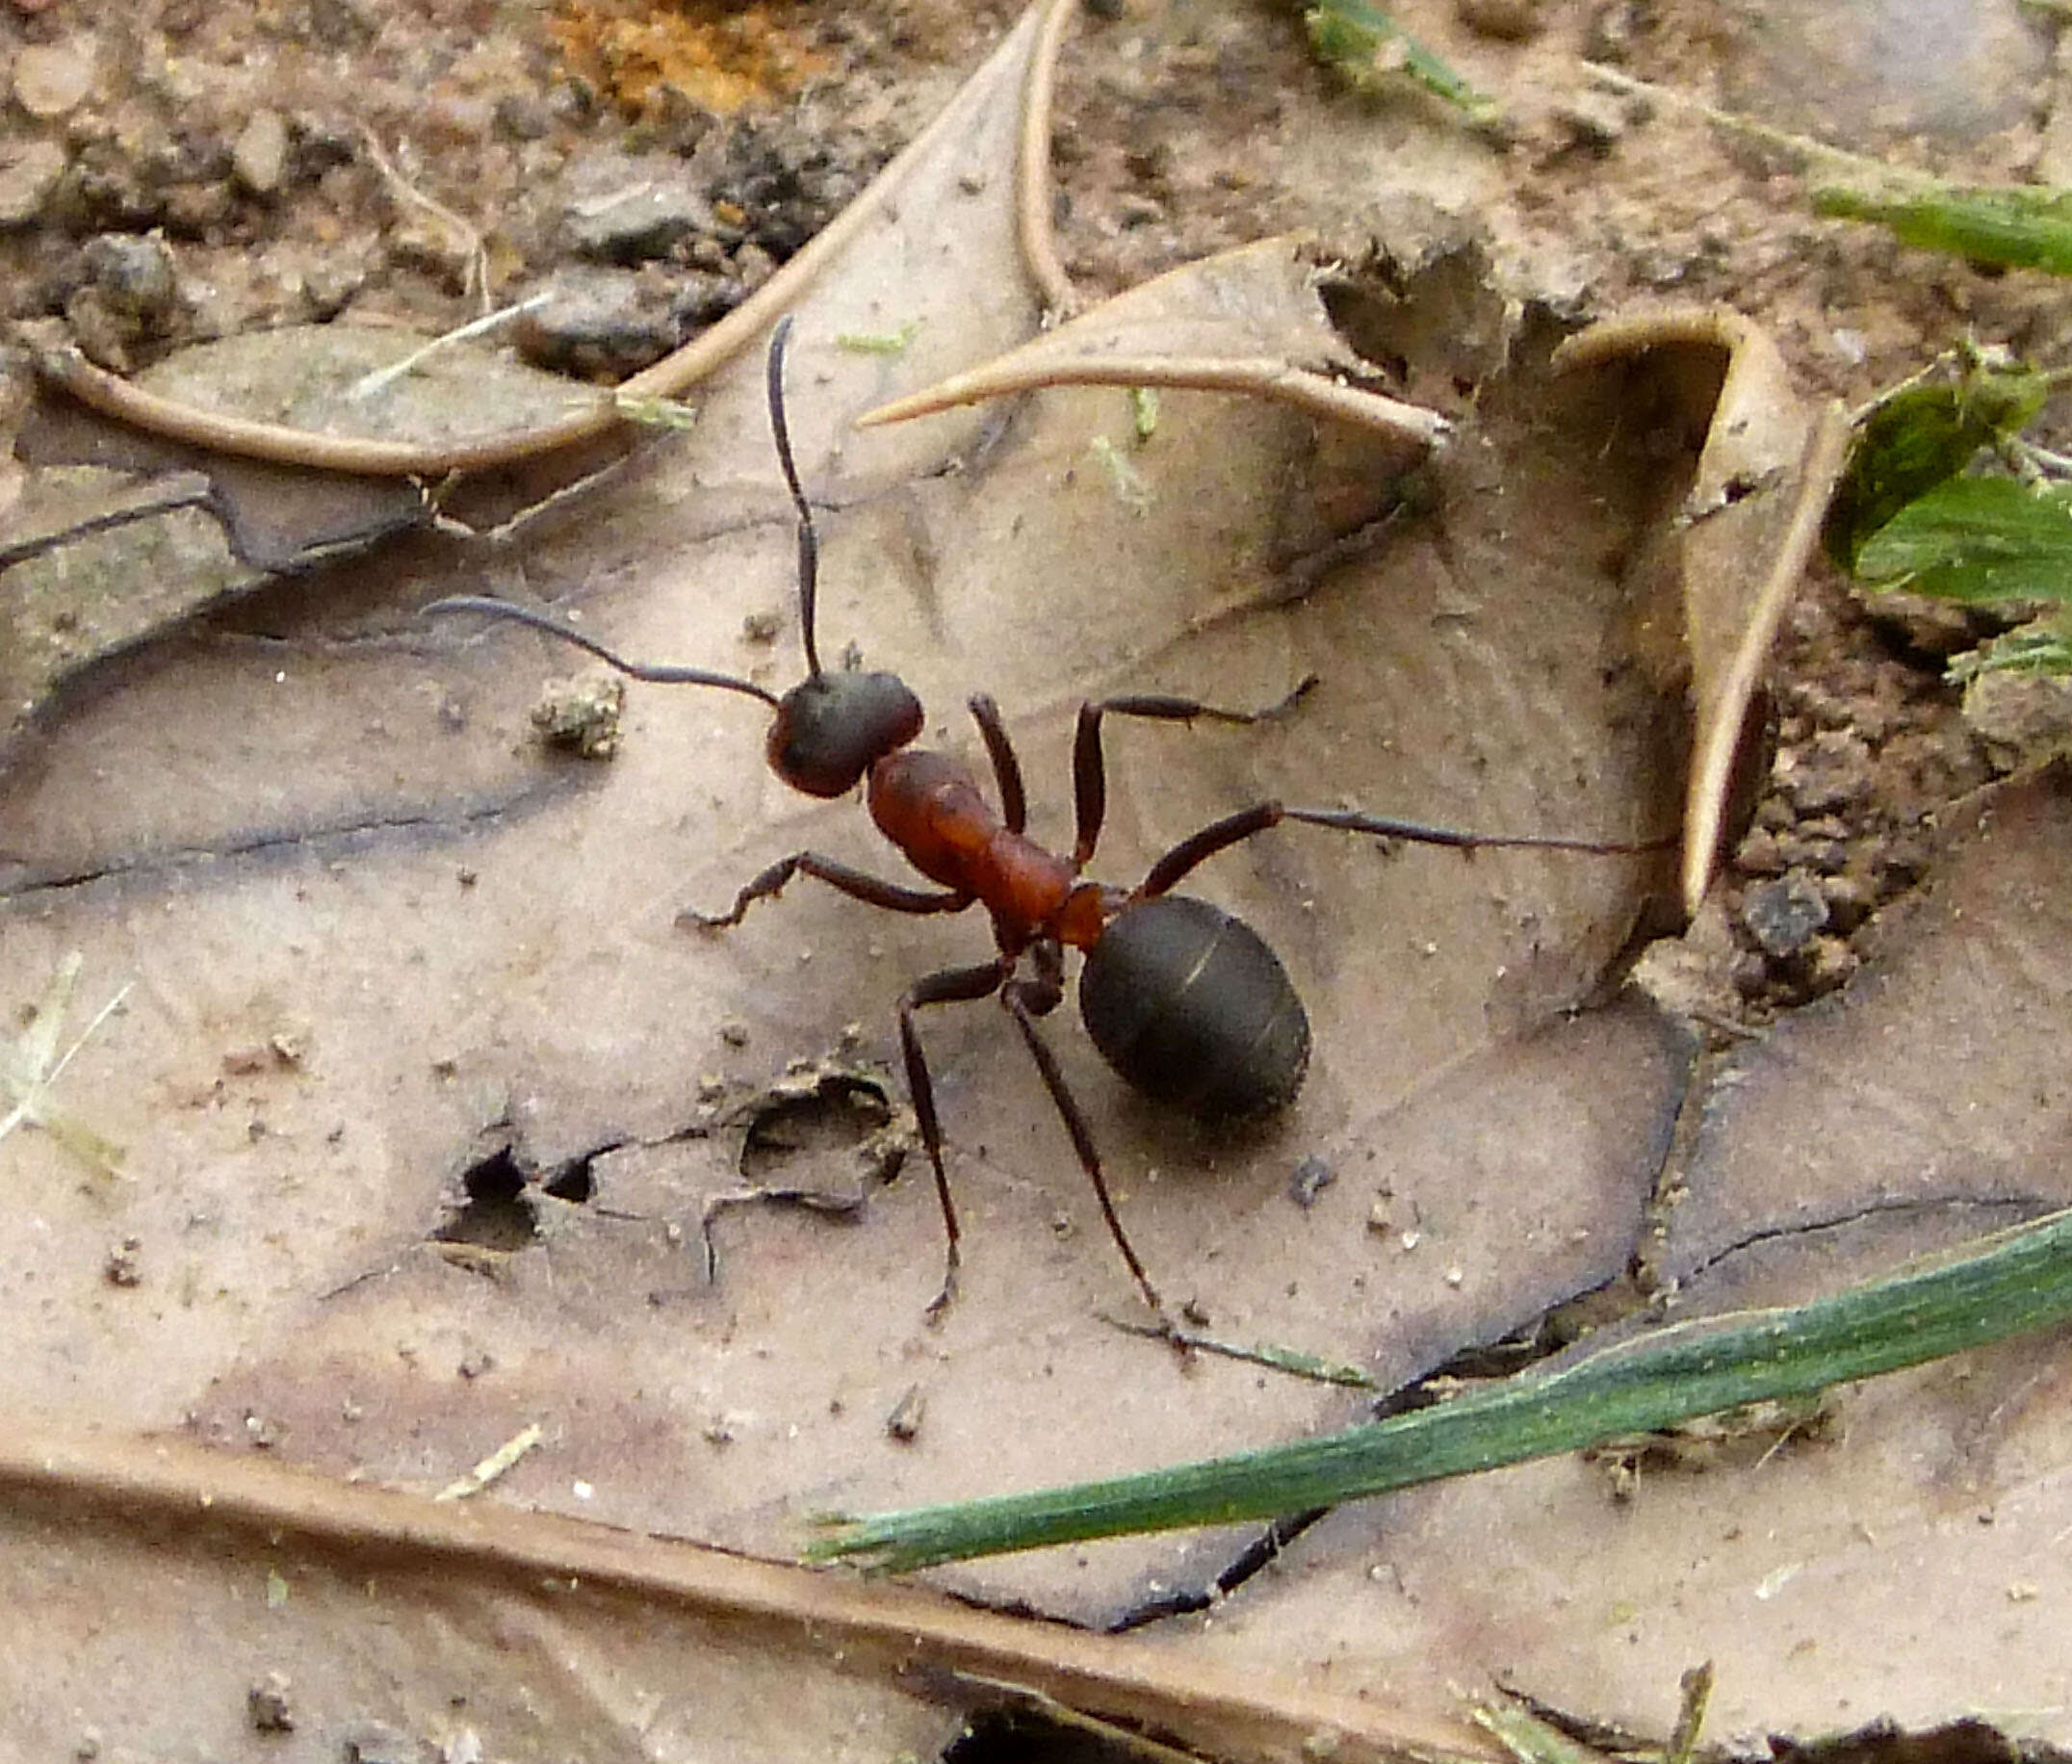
[681,853,970,929]
[1136,802,1666,901]
[999,943,1166,1319]
[967,694,1027,835]
[1071,681,1317,867]
[898,959,1013,1315]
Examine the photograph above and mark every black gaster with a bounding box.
[1078,895,1310,1119]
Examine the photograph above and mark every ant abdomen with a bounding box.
[1078,895,1311,1121]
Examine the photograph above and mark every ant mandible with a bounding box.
[429,317,1653,1320]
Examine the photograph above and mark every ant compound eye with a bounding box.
[767,673,924,797]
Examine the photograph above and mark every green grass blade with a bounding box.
[811,1208,2072,1571]
[1303,0,1501,128]
[1814,182,2072,275]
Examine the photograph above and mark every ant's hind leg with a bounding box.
[897,959,1012,1316]
[1130,802,1668,902]
[680,853,970,929]
[999,975,1166,1322]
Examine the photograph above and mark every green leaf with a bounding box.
[1856,475,2072,605]
[1823,371,2049,568]
[1951,620,2072,678]
[809,1207,2072,1571]
[1813,181,2072,276]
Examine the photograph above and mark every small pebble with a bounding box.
[13,37,96,117]
[1734,826,1784,876]
[731,240,776,290]
[561,160,712,262]
[231,108,290,196]
[0,138,65,227]
[1742,870,1829,960]
[1287,1154,1335,1208]
[80,231,178,323]
[669,267,746,328]
[1775,729,1873,815]
[1962,668,2072,769]
[104,1237,142,1287]
[1818,871,1875,933]
[246,1673,294,1733]
[1803,936,1860,994]
[885,1384,926,1442]
[515,267,680,378]
[530,670,625,758]
[1458,0,1543,39]
[1552,91,1627,152]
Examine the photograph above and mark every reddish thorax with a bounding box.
[868,750,1114,953]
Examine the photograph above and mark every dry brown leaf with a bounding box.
[1552,310,1852,913]
[867,289,1844,920]
[0,1421,1503,1764]
[0,25,1698,1683]
[0,232,1690,1630]
[857,233,1451,454]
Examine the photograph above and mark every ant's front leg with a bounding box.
[679,853,970,929]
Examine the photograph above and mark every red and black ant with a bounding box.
[429,318,1656,1319]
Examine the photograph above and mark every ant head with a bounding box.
[768,671,924,797]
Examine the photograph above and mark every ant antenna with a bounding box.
[765,316,823,682]
[423,597,783,709]
[430,321,923,800]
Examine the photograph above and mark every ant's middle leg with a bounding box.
[680,853,970,930]
[898,958,1014,1316]
[1071,680,1317,868]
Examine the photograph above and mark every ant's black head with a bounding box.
[768,671,924,797]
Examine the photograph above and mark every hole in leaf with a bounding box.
[739,1074,893,1182]
[434,1146,537,1251]
[542,1157,595,1204]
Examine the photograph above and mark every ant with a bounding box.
[429,318,1657,1320]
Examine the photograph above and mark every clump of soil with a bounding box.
[0,1,1014,376]
[1717,575,2002,1015]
